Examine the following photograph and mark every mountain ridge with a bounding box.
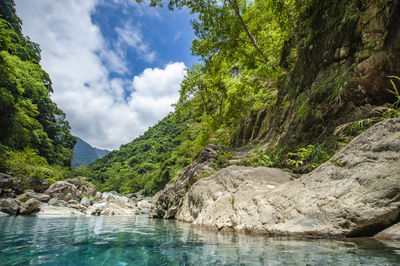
[72,137,110,168]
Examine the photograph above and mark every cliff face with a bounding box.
[157,118,400,237]
[235,0,400,149]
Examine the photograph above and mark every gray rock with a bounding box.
[128,198,139,206]
[68,199,79,205]
[126,190,144,199]
[95,192,102,199]
[0,188,17,198]
[89,197,96,206]
[69,204,87,212]
[0,211,9,216]
[29,178,49,193]
[375,223,400,241]
[19,198,40,215]
[0,173,13,188]
[65,178,97,196]
[80,197,90,207]
[86,201,138,216]
[35,205,85,216]
[176,166,292,228]
[45,181,82,201]
[17,190,50,203]
[48,198,69,207]
[0,198,20,215]
[150,144,221,218]
[174,119,400,237]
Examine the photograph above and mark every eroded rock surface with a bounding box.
[0,198,20,215]
[19,198,40,215]
[44,181,82,201]
[150,144,222,218]
[167,119,400,237]
[375,222,400,241]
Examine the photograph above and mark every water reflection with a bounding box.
[0,215,400,265]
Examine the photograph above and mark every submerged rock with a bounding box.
[163,119,400,237]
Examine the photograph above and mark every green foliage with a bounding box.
[213,150,233,170]
[0,1,75,185]
[286,144,330,171]
[76,115,194,195]
[0,147,71,184]
[287,145,314,168]
[246,145,287,168]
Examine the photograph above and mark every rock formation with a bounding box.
[153,119,400,238]
[150,144,222,218]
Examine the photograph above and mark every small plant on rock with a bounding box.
[286,145,314,168]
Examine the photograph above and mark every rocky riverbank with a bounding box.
[0,176,151,216]
[151,118,400,239]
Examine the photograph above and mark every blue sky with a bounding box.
[14,0,197,150]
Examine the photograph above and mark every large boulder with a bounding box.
[150,144,222,218]
[29,178,49,193]
[0,198,20,215]
[19,198,40,215]
[45,181,82,201]
[176,166,292,227]
[65,178,97,196]
[174,119,400,237]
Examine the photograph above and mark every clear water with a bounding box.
[1,216,400,265]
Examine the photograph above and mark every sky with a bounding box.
[14,0,197,150]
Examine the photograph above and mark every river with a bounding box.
[1,215,400,265]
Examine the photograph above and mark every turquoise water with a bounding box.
[1,216,400,265]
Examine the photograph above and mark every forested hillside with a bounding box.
[88,0,399,194]
[0,0,75,181]
[76,115,196,194]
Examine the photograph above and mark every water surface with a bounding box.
[1,215,400,265]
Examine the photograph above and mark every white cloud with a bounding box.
[115,22,156,63]
[173,31,183,41]
[14,0,186,150]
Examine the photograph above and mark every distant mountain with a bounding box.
[72,137,110,168]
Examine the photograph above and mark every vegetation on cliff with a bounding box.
[0,0,76,183]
